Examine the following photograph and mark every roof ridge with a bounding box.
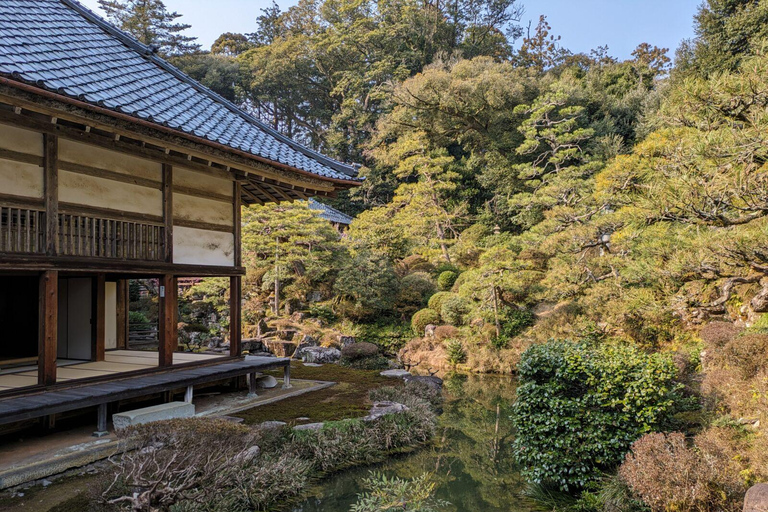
[59,0,358,178]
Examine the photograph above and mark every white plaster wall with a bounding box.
[59,170,163,216]
[173,193,233,227]
[59,139,161,181]
[105,281,117,350]
[0,159,43,198]
[0,123,43,156]
[174,167,232,196]
[173,226,234,267]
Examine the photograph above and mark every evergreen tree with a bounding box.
[98,0,201,55]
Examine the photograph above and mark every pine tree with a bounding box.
[97,0,201,55]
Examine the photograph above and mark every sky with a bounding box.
[77,0,701,61]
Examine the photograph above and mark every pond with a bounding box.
[292,374,537,512]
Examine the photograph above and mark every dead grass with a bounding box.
[235,363,399,425]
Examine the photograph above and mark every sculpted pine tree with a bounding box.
[97,0,200,55]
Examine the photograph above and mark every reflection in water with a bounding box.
[292,374,537,512]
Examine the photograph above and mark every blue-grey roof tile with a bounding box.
[0,0,359,182]
[308,199,354,225]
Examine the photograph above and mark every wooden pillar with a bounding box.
[158,274,177,367]
[162,164,173,263]
[43,134,58,256]
[93,274,106,361]
[116,279,129,349]
[233,182,241,267]
[38,270,58,386]
[230,275,242,357]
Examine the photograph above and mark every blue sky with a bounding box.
[78,0,701,61]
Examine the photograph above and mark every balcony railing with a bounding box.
[0,204,165,262]
[0,206,46,254]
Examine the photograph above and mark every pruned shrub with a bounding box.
[433,325,458,340]
[700,321,740,349]
[445,339,466,366]
[340,342,388,370]
[437,271,459,291]
[427,292,453,314]
[411,308,440,335]
[619,430,747,512]
[512,341,686,491]
[341,342,380,361]
[440,295,469,326]
[501,308,535,338]
[723,333,768,378]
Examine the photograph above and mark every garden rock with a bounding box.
[234,445,261,464]
[380,369,411,378]
[241,338,264,353]
[264,340,296,357]
[293,422,324,431]
[338,335,356,348]
[404,375,443,391]
[260,421,287,429]
[246,351,276,358]
[303,362,323,367]
[256,318,271,336]
[424,324,436,337]
[744,484,768,512]
[364,401,409,421]
[300,346,341,364]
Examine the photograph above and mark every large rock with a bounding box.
[338,335,356,348]
[300,346,341,364]
[293,422,324,431]
[364,401,409,421]
[404,375,443,391]
[276,329,298,341]
[264,339,296,357]
[242,338,264,353]
[744,484,768,512]
[113,402,194,430]
[424,324,436,337]
[293,335,320,358]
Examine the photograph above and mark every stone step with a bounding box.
[112,402,195,430]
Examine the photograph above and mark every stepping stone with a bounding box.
[113,402,194,430]
[380,369,411,378]
[303,362,323,367]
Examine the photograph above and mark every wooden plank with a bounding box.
[43,133,58,256]
[158,274,177,367]
[58,202,163,225]
[163,164,173,263]
[58,160,162,189]
[37,270,58,386]
[172,218,234,233]
[230,275,241,357]
[0,147,44,166]
[93,274,106,362]
[173,185,232,203]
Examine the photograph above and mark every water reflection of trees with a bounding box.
[385,374,532,512]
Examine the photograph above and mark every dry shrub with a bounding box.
[700,321,740,349]
[434,325,459,340]
[398,337,448,372]
[465,339,527,374]
[723,333,768,379]
[619,430,747,512]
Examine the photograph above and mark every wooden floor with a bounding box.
[0,350,224,391]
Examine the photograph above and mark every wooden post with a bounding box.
[38,270,58,386]
[94,403,108,437]
[283,364,292,389]
[247,372,258,397]
[43,134,58,256]
[230,275,242,357]
[158,274,177,367]
[116,279,129,349]
[162,164,173,263]
[233,182,241,267]
[93,274,106,361]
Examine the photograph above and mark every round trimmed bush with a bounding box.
[427,292,453,314]
[434,325,459,340]
[411,308,440,336]
[440,295,470,326]
[400,272,437,304]
[699,321,739,348]
[437,271,459,291]
[340,342,380,361]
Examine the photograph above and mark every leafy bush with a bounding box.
[427,292,453,314]
[357,322,413,355]
[411,308,440,335]
[512,340,685,491]
[351,472,449,512]
[501,308,535,338]
[699,321,739,348]
[436,271,459,291]
[308,303,337,324]
[128,311,150,325]
[340,354,391,370]
[401,272,437,303]
[619,430,747,512]
[445,339,466,366]
[433,325,458,340]
[440,295,469,326]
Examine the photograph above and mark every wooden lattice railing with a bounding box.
[0,206,46,254]
[57,214,165,261]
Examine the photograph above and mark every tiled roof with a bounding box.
[308,199,354,225]
[0,0,360,182]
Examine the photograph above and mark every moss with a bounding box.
[235,363,400,425]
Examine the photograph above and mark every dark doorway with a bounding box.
[0,276,39,362]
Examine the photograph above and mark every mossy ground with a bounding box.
[235,362,400,425]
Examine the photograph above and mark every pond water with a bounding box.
[292,374,537,512]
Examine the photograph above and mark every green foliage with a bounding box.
[445,339,467,366]
[128,311,150,325]
[512,340,685,491]
[339,354,391,370]
[411,308,440,336]
[440,295,470,326]
[335,251,400,320]
[427,292,453,314]
[437,270,459,291]
[307,303,337,324]
[351,472,449,512]
[500,308,535,339]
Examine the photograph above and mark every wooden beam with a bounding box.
[233,182,242,267]
[239,186,264,206]
[43,133,58,256]
[230,275,241,357]
[38,270,58,386]
[268,184,294,203]
[158,274,177,367]
[116,279,128,350]
[252,183,280,204]
[93,274,106,362]
[162,164,173,263]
